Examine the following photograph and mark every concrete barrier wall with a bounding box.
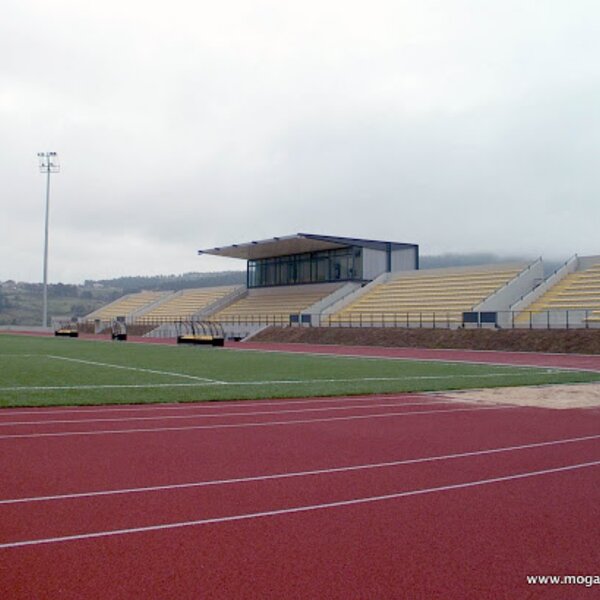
[510,255,578,313]
[474,259,544,328]
[0,326,52,333]
[303,282,361,321]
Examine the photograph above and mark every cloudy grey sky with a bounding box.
[1,0,599,283]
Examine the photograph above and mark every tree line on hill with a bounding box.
[93,254,560,293]
[89,271,247,294]
[1,253,562,326]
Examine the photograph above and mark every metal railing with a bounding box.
[320,312,460,329]
[505,309,599,330]
[80,310,600,335]
[206,310,600,330]
[322,310,600,330]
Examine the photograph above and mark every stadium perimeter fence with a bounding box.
[82,309,600,337]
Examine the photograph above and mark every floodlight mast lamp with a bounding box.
[37,152,59,328]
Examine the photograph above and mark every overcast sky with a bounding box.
[1,0,599,283]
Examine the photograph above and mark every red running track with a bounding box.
[235,340,600,372]
[1,393,599,599]
[6,330,600,371]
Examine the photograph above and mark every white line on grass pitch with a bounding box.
[2,433,598,505]
[46,355,224,384]
[0,369,580,393]
[0,404,514,440]
[1,460,598,549]
[0,383,223,392]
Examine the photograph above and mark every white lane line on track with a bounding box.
[0,405,514,440]
[2,460,598,549]
[223,346,600,373]
[220,372,567,385]
[2,433,598,506]
[0,399,456,427]
[0,369,575,393]
[236,343,600,360]
[0,394,436,417]
[46,355,224,384]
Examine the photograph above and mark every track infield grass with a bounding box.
[1,334,599,408]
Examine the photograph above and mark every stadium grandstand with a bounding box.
[513,256,600,327]
[327,263,528,326]
[85,291,170,323]
[135,286,241,323]
[80,234,600,337]
[195,233,419,335]
[208,283,344,324]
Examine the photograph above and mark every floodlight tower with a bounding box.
[37,152,60,328]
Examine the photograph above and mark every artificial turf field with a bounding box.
[2,333,600,598]
[1,333,599,407]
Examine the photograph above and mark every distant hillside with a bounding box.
[1,255,566,326]
[0,272,247,326]
[0,282,122,327]
[90,271,246,293]
[92,256,556,289]
[420,253,525,269]
[421,254,562,275]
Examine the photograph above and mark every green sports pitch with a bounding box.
[0,334,599,408]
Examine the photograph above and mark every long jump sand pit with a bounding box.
[446,382,600,409]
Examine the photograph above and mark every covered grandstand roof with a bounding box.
[198,233,418,260]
